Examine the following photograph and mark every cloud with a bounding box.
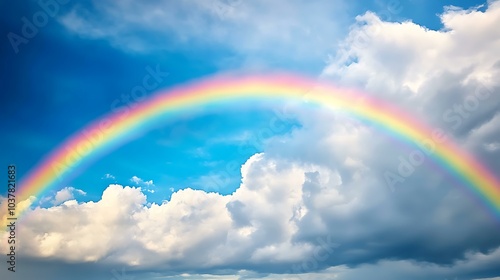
[130,176,155,187]
[321,0,500,179]
[52,187,87,205]
[58,0,349,65]
[322,1,500,133]
[4,147,500,278]
[130,176,156,194]
[102,173,116,180]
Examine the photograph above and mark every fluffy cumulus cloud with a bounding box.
[322,1,500,144]
[4,146,500,279]
[3,1,500,280]
[52,187,87,205]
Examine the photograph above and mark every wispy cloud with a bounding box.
[58,0,349,65]
[130,176,155,187]
[102,173,116,180]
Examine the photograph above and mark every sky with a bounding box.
[1,0,500,279]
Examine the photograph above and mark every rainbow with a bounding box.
[4,73,500,221]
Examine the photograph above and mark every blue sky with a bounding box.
[1,0,500,279]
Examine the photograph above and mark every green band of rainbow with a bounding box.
[5,73,500,221]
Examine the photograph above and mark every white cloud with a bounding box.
[130,176,156,195]
[320,0,500,176]
[52,187,87,205]
[130,176,155,187]
[58,0,349,66]
[322,1,500,131]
